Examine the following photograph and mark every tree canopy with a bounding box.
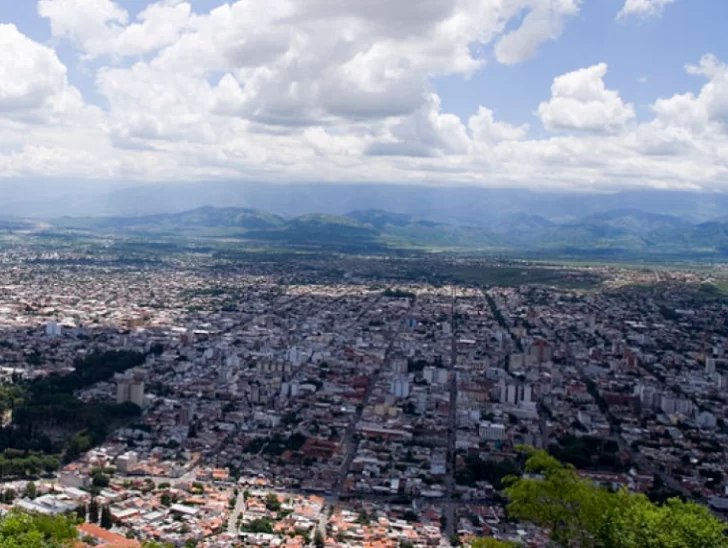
[501,449,728,548]
[0,510,77,547]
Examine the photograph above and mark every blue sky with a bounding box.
[1,0,727,191]
[434,0,728,129]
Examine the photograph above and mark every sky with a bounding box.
[1,0,728,192]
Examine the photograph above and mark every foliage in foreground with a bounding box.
[499,449,727,548]
[0,510,77,547]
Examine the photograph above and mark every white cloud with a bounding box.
[468,107,529,143]
[1,2,728,192]
[617,0,676,20]
[0,23,97,127]
[38,0,192,59]
[538,63,636,133]
[495,0,581,65]
[0,24,68,113]
[367,94,471,158]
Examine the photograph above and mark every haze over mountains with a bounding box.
[35,202,728,259]
[5,182,728,256]
[5,181,728,224]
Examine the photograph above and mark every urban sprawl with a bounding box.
[0,250,727,547]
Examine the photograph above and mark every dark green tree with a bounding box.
[23,481,37,500]
[100,505,113,529]
[88,498,100,524]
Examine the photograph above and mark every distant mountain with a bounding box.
[40,205,728,257]
[5,181,728,226]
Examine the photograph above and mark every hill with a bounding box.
[33,206,728,258]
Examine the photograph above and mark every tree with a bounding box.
[469,539,520,548]
[0,509,77,546]
[161,493,171,507]
[314,529,325,548]
[88,498,100,524]
[100,505,113,529]
[22,481,37,500]
[265,493,281,512]
[504,449,728,548]
[91,470,110,488]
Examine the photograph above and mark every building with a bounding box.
[498,380,532,406]
[391,376,410,398]
[116,369,146,408]
[116,451,139,474]
[479,421,506,441]
[45,321,62,337]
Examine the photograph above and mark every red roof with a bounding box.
[77,523,141,547]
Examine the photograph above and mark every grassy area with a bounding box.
[437,264,601,289]
[699,280,728,299]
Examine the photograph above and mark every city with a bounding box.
[0,248,725,546]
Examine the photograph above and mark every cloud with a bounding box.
[366,94,471,158]
[649,55,728,133]
[0,24,68,113]
[0,23,97,127]
[38,0,192,59]
[468,107,529,143]
[494,0,581,65]
[617,0,676,20]
[2,2,728,192]
[538,63,636,133]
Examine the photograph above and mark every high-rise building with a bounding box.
[391,376,410,398]
[45,321,62,337]
[116,369,146,408]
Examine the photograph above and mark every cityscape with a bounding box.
[3,0,728,545]
[0,247,726,546]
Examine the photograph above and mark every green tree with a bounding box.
[314,529,325,548]
[100,505,113,529]
[469,539,520,548]
[504,449,728,548]
[23,481,37,500]
[265,493,281,512]
[0,509,77,546]
[161,493,171,507]
[91,470,110,488]
[88,498,100,524]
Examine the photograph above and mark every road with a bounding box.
[227,488,246,535]
[443,287,458,539]
[332,303,405,499]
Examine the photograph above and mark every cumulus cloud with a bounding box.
[495,0,581,65]
[1,1,727,192]
[366,94,471,158]
[468,107,529,143]
[0,23,97,127]
[38,0,191,59]
[617,0,676,20]
[538,63,636,133]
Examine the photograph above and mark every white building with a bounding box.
[116,451,139,474]
[391,377,410,398]
[697,411,717,429]
[479,421,506,441]
[116,369,146,408]
[45,321,62,337]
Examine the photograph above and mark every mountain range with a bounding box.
[40,205,728,257]
[4,181,728,225]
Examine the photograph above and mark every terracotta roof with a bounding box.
[77,523,141,547]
